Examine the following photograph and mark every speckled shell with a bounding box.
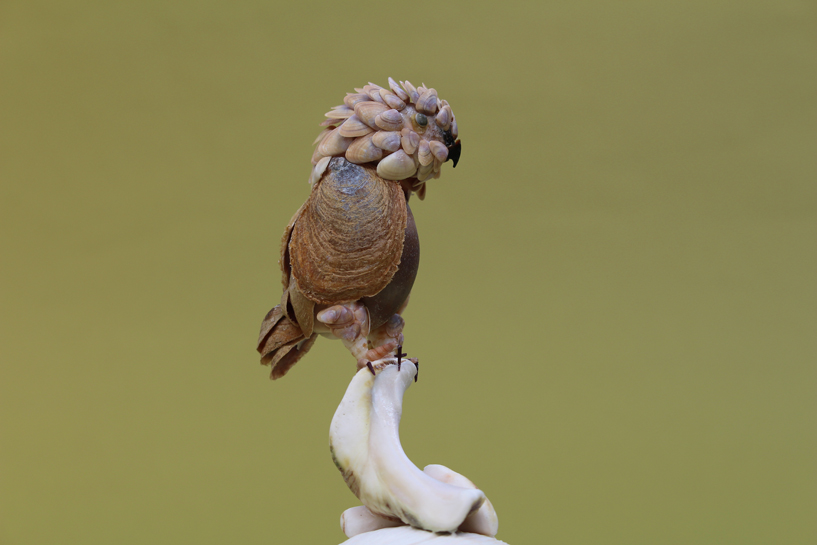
[288,158,407,305]
[314,78,461,195]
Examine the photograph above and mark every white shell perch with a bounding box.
[330,360,504,542]
[341,526,509,544]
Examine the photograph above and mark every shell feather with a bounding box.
[315,78,460,192]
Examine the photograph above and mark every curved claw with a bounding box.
[366,313,405,365]
[365,342,399,363]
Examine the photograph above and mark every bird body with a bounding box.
[257,79,459,379]
[258,159,418,378]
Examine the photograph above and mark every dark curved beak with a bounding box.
[446,139,461,168]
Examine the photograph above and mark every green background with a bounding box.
[1,1,814,543]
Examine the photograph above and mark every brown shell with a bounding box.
[279,200,308,288]
[256,304,319,380]
[288,158,407,305]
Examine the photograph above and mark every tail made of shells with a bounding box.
[257,305,318,379]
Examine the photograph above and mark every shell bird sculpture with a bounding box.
[257,78,461,379]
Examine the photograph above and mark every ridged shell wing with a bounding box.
[289,159,407,304]
[279,200,308,288]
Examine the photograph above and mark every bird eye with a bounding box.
[414,113,428,127]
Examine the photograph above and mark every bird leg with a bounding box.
[316,303,412,371]
[366,313,405,364]
[316,301,373,368]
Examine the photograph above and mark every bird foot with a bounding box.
[316,301,371,363]
[366,313,405,363]
[317,304,414,374]
[360,351,419,381]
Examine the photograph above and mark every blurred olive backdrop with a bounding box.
[1,1,814,544]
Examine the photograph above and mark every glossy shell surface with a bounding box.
[288,158,408,305]
[312,79,461,197]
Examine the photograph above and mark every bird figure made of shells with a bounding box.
[256,78,461,380]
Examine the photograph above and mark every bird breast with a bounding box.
[287,158,418,317]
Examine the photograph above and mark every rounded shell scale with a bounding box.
[388,77,409,101]
[401,129,420,155]
[401,80,419,103]
[435,106,451,130]
[417,139,433,166]
[429,140,448,162]
[376,149,417,180]
[372,131,402,152]
[311,146,324,166]
[326,106,354,119]
[308,155,332,186]
[289,158,407,304]
[338,115,375,138]
[354,102,390,129]
[375,109,404,131]
[363,84,385,103]
[345,133,384,164]
[417,162,434,182]
[343,93,370,108]
[318,127,356,157]
[415,89,438,115]
[380,89,406,111]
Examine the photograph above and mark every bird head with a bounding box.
[311,78,460,200]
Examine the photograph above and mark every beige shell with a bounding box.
[326,105,355,119]
[401,80,419,103]
[309,155,332,186]
[339,115,375,138]
[372,131,402,152]
[436,106,451,131]
[429,140,448,163]
[345,133,384,164]
[417,161,434,181]
[344,93,370,108]
[311,146,324,166]
[354,101,390,129]
[377,149,417,180]
[314,78,460,188]
[318,127,356,157]
[380,89,406,111]
[388,77,408,101]
[417,139,433,166]
[363,84,385,103]
[288,158,407,304]
[401,129,420,155]
[415,89,438,115]
[375,109,404,131]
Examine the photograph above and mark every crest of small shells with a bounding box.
[310,78,460,200]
